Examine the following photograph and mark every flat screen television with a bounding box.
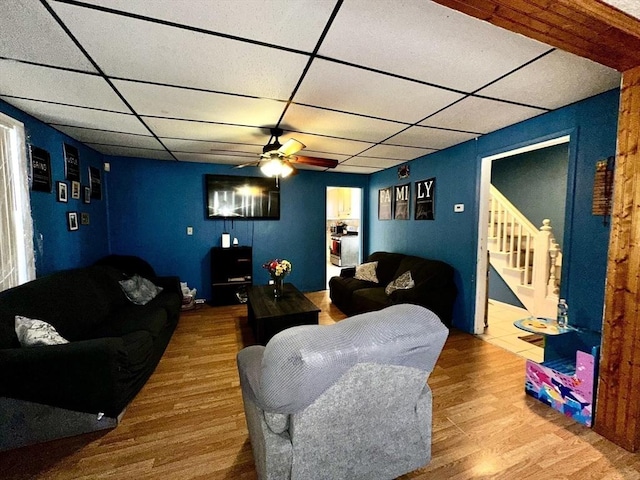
[205,174,280,219]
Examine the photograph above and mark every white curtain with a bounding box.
[0,112,35,292]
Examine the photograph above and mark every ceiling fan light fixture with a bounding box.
[260,158,285,177]
[280,160,294,178]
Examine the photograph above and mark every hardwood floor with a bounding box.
[1,291,639,479]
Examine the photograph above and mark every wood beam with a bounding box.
[433,0,640,451]
[594,65,640,451]
[432,0,640,72]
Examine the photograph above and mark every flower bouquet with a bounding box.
[263,259,292,298]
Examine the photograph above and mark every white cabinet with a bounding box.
[327,188,360,219]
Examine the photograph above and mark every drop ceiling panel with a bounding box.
[161,138,260,155]
[387,126,477,150]
[144,118,263,144]
[318,0,551,92]
[0,0,96,71]
[420,97,545,134]
[477,50,622,110]
[282,104,405,143]
[332,164,380,174]
[112,80,286,124]
[174,152,257,164]
[76,0,338,52]
[294,59,464,123]
[0,60,129,112]
[343,157,406,169]
[361,144,436,160]
[602,1,640,18]
[87,143,174,160]
[53,125,162,149]
[50,2,309,99]
[0,97,149,134]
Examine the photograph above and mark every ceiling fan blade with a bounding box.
[233,160,260,169]
[278,138,305,157]
[291,155,339,168]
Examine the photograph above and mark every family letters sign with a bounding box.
[414,177,435,220]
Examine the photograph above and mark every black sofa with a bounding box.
[329,251,457,325]
[0,255,182,449]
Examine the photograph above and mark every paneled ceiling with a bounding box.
[0,0,622,174]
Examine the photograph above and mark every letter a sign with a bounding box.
[414,177,435,220]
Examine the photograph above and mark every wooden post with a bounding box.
[594,65,640,452]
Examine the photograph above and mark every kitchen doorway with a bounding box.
[326,187,362,289]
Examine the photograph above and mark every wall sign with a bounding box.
[415,177,435,220]
[378,187,392,220]
[64,143,80,182]
[394,183,410,220]
[29,146,52,192]
[89,166,102,200]
[592,156,615,222]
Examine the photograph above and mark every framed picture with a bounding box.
[378,187,392,220]
[415,177,436,220]
[64,143,80,182]
[83,186,91,204]
[71,181,81,199]
[393,183,410,220]
[81,212,90,225]
[29,146,52,192]
[67,212,79,231]
[89,166,102,200]
[57,181,68,203]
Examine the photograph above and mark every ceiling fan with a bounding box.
[236,128,339,178]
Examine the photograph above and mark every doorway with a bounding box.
[326,187,362,288]
[474,135,571,336]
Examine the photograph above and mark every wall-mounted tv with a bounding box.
[205,174,280,220]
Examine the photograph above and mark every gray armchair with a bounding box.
[237,304,448,480]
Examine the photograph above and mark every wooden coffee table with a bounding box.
[246,283,321,345]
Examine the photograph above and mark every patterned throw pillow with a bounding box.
[354,261,379,283]
[15,315,69,347]
[385,271,415,296]
[119,274,163,305]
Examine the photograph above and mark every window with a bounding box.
[0,112,35,292]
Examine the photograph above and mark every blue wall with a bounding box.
[489,266,525,308]
[0,100,110,276]
[369,89,619,333]
[105,156,368,299]
[2,88,619,334]
[491,142,568,247]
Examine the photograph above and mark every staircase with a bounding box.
[487,185,561,318]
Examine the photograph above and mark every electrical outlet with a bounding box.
[454,204,464,212]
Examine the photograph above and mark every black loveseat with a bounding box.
[329,251,457,325]
[0,255,182,450]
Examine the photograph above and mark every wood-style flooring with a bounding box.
[1,291,639,479]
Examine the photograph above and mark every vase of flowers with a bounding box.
[263,258,292,299]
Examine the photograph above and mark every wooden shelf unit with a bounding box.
[210,246,252,306]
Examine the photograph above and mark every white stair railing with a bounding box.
[488,185,561,317]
